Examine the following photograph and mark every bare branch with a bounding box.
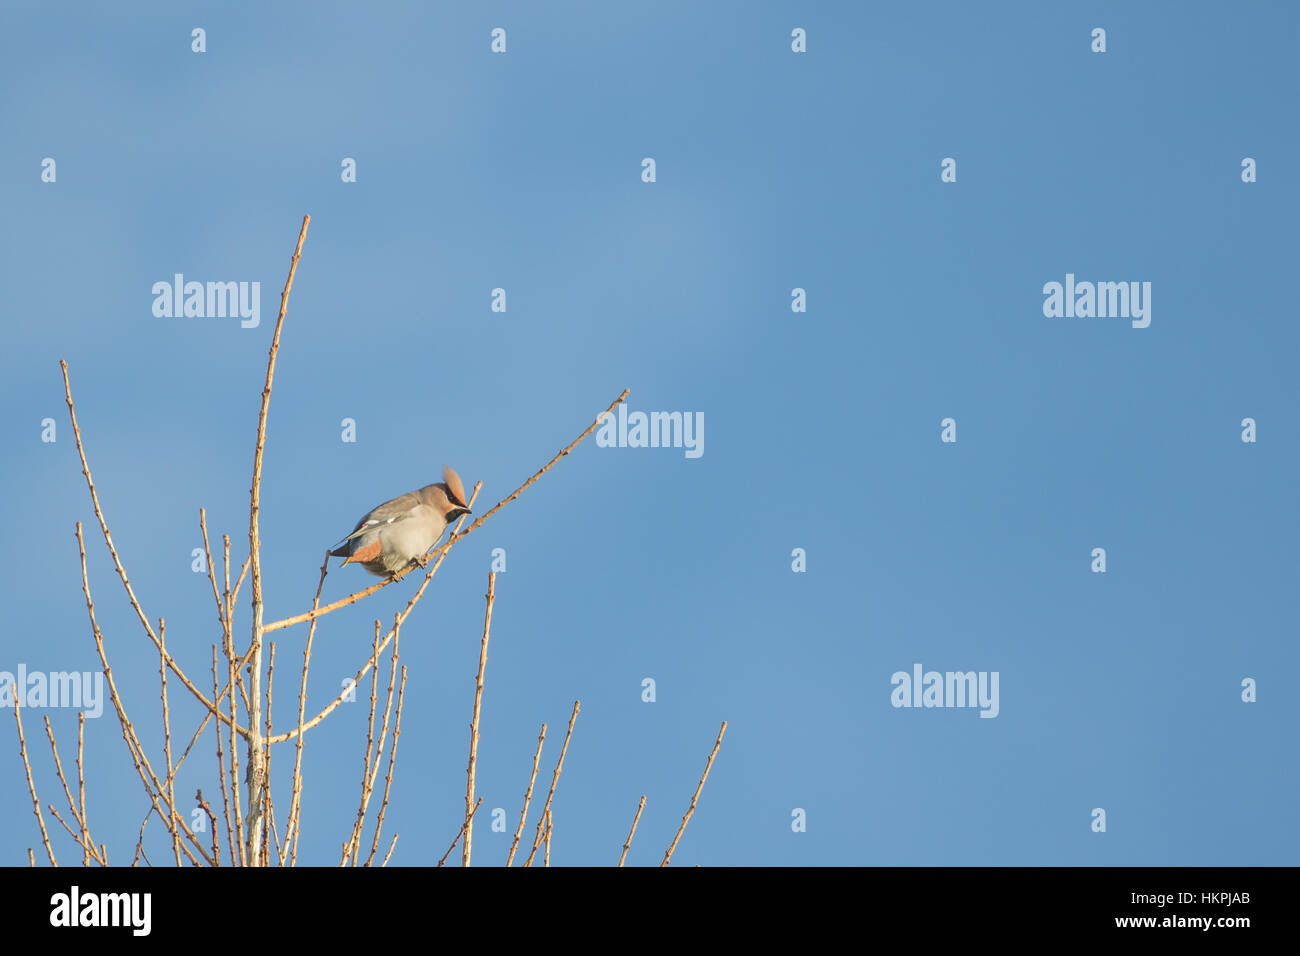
[195,790,219,866]
[211,646,235,866]
[618,795,646,867]
[14,694,56,865]
[284,553,329,866]
[61,361,242,734]
[524,701,580,867]
[364,664,406,868]
[42,716,101,866]
[506,724,546,867]
[437,799,482,867]
[159,618,181,866]
[76,523,215,867]
[661,721,727,867]
[464,572,495,866]
[244,213,311,868]
[77,714,95,866]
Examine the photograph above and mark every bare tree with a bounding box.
[14,216,724,867]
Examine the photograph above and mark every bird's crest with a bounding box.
[442,464,468,508]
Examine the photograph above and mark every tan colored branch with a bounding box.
[244,213,311,868]
[381,833,399,867]
[61,361,242,735]
[159,618,181,866]
[14,694,56,865]
[344,622,400,866]
[218,531,248,714]
[464,572,495,866]
[263,641,277,865]
[437,799,482,867]
[524,701,580,867]
[225,607,244,866]
[211,647,235,866]
[76,523,215,867]
[342,624,383,867]
[284,553,329,866]
[77,714,94,866]
[364,664,406,867]
[618,795,646,867]
[506,724,546,867]
[195,790,219,866]
[42,716,102,866]
[661,721,727,867]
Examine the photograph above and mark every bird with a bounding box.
[329,465,472,576]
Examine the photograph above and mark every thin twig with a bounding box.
[263,641,277,866]
[618,795,646,867]
[14,694,56,866]
[381,834,399,867]
[437,799,482,867]
[133,810,149,866]
[42,716,101,866]
[285,553,329,866]
[506,724,546,866]
[345,621,400,866]
[153,638,251,808]
[199,508,224,626]
[244,213,311,869]
[543,810,552,867]
[195,790,219,866]
[343,624,383,866]
[46,804,101,867]
[159,617,181,867]
[230,554,251,614]
[364,663,406,868]
[356,624,401,866]
[464,572,495,866]
[211,646,235,866]
[524,701,580,867]
[226,597,244,867]
[76,523,215,867]
[48,805,88,851]
[77,713,93,866]
[199,510,235,710]
[221,535,248,714]
[661,721,727,867]
[61,361,243,735]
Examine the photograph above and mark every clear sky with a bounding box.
[2,1,1296,867]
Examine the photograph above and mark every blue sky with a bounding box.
[2,1,1296,867]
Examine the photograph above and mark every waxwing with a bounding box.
[330,465,471,576]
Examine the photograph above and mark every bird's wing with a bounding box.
[332,489,426,548]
